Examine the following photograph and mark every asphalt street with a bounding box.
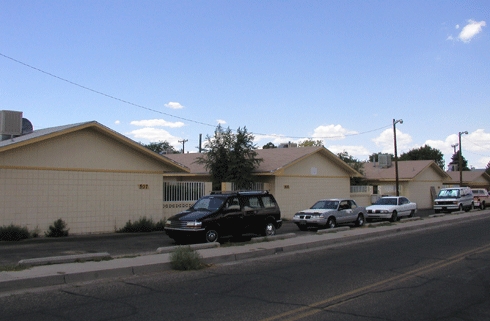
[0,209,434,267]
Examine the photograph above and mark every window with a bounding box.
[261,196,277,208]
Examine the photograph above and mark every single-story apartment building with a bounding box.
[362,159,452,209]
[164,146,363,219]
[0,119,191,234]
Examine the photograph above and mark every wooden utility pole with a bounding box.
[179,139,188,153]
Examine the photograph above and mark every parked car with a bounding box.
[366,196,417,222]
[292,199,366,230]
[472,188,489,210]
[164,190,282,243]
[433,187,473,213]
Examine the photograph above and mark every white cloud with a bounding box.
[127,127,181,146]
[372,128,413,154]
[311,124,358,140]
[130,119,184,128]
[458,20,486,43]
[217,119,227,125]
[114,120,120,125]
[456,24,460,29]
[164,102,184,109]
[424,129,490,169]
[327,145,371,160]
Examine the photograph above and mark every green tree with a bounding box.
[450,151,470,171]
[196,125,263,190]
[298,139,323,147]
[398,144,445,170]
[262,142,276,149]
[486,161,490,175]
[142,141,178,154]
[337,151,365,185]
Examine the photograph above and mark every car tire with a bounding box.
[408,210,415,218]
[205,227,219,243]
[482,202,486,210]
[355,214,364,227]
[464,203,473,212]
[326,217,336,229]
[459,204,464,212]
[263,221,276,236]
[390,211,398,222]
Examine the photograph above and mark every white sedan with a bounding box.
[366,196,417,222]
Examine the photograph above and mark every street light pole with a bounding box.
[458,131,468,186]
[393,119,403,196]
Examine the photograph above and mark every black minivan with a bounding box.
[164,191,282,243]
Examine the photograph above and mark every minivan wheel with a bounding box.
[205,228,219,243]
[459,204,464,212]
[263,222,276,237]
[464,203,472,212]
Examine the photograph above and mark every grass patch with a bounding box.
[117,216,166,233]
[45,218,69,237]
[0,264,29,272]
[0,224,30,241]
[170,246,204,271]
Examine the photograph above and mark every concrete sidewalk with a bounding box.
[1,210,488,295]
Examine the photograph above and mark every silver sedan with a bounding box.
[293,199,366,230]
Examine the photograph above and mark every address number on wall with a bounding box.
[139,184,149,189]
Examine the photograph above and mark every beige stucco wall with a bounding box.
[0,168,165,234]
[405,167,445,209]
[274,176,350,219]
[267,153,352,219]
[0,128,175,172]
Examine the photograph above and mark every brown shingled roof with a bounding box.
[164,146,362,177]
[445,170,490,186]
[363,160,450,182]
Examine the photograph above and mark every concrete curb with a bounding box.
[18,252,112,267]
[1,210,488,295]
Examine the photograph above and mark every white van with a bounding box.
[434,187,474,213]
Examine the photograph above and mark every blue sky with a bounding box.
[1,0,489,168]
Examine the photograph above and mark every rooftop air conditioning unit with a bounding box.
[378,153,392,168]
[0,110,23,136]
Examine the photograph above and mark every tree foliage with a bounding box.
[398,144,445,170]
[298,139,323,147]
[337,151,365,186]
[141,141,178,154]
[486,161,490,176]
[262,142,276,149]
[450,151,470,171]
[196,125,263,190]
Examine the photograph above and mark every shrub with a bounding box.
[170,246,204,271]
[117,217,167,233]
[0,224,30,241]
[45,219,69,237]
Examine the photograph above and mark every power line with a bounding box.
[1,52,391,140]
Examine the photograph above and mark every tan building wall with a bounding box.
[0,168,165,234]
[405,167,445,209]
[274,176,350,219]
[272,153,351,219]
[0,128,170,172]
